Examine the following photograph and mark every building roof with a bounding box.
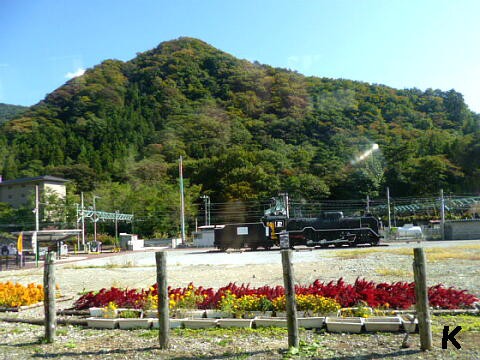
[0,175,69,186]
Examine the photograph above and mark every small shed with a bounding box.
[193,226,216,247]
[444,219,480,240]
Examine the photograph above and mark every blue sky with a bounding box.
[1,0,479,112]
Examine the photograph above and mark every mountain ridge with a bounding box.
[1,37,479,204]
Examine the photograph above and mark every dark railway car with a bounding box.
[214,223,273,251]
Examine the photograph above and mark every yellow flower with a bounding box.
[0,282,43,308]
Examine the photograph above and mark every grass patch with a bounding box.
[217,338,233,347]
[426,249,480,262]
[454,244,480,250]
[386,246,480,261]
[137,330,157,338]
[375,267,412,277]
[283,339,335,359]
[386,248,413,256]
[333,248,383,259]
[432,314,480,333]
[64,341,77,349]
[56,328,68,336]
[172,327,287,339]
[32,346,43,354]
[333,245,480,262]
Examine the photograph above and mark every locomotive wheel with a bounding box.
[348,242,357,247]
[334,243,343,248]
[219,246,228,252]
[251,246,258,251]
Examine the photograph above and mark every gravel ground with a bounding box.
[0,319,478,359]
[2,240,479,301]
[0,240,479,359]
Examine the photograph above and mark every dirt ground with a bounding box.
[0,240,479,359]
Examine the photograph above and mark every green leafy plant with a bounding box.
[218,291,240,318]
[118,309,142,318]
[258,296,274,312]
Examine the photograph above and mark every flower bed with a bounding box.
[0,282,44,308]
[73,278,479,312]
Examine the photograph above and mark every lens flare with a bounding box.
[351,143,379,165]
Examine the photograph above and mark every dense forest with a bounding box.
[0,38,479,236]
[0,103,27,124]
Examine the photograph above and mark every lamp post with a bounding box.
[179,156,186,245]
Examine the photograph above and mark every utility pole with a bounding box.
[131,211,135,234]
[285,192,289,219]
[75,203,80,251]
[93,195,100,243]
[387,187,392,228]
[81,192,85,250]
[366,195,370,213]
[115,210,119,246]
[35,185,40,232]
[207,196,210,225]
[179,156,186,245]
[279,192,290,219]
[440,189,445,240]
[201,195,210,226]
[34,185,40,267]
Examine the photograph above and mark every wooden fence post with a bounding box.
[281,249,299,349]
[156,251,169,349]
[44,251,56,343]
[413,247,432,351]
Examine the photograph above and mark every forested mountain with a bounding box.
[1,37,479,235]
[0,103,27,124]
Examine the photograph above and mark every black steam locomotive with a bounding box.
[214,197,382,250]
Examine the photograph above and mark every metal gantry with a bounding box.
[78,209,134,222]
[76,207,134,250]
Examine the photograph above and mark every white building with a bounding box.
[0,175,68,208]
